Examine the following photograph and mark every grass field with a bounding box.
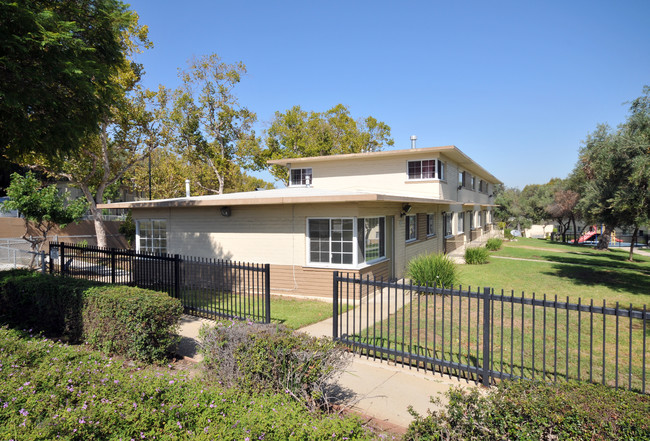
[458,238,650,308]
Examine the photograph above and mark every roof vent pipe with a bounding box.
[410,135,417,149]
[185,179,190,197]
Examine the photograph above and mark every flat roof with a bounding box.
[267,145,503,185]
[97,187,458,209]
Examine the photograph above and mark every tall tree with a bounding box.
[167,54,260,195]
[574,87,650,258]
[1,172,87,267]
[1,0,134,159]
[263,104,394,184]
[493,186,530,231]
[20,13,156,248]
[546,185,580,243]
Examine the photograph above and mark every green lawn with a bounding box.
[458,238,650,309]
[179,289,337,329]
[342,238,650,391]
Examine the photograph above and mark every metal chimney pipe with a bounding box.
[185,179,190,197]
[410,135,417,149]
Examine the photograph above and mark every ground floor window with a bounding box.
[136,219,167,254]
[308,217,385,266]
[478,211,483,227]
[458,212,465,234]
[443,212,452,237]
[426,213,436,236]
[405,214,417,242]
[468,211,474,230]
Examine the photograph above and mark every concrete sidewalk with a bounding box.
[175,314,473,430]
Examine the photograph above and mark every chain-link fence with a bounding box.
[0,239,46,271]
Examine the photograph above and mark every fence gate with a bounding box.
[49,242,271,324]
[333,272,649,393]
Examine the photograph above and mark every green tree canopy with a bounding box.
[0,0,136,159]
[1,172,87,265]
[263,104,394,184]
[574,86,650,258]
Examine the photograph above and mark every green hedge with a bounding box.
[405,380,650,440]
[406,253,459,288]
[0,270,182,362]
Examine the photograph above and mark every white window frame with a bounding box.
[289,167,313,186]
[306,216,387,268]
[406,159,436,180]
[405,214,417,242]
[426,213,436,237]
[438,160,446,181]
[136,219,167,255]
[458,212,465,234]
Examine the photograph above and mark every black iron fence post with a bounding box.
[174,255,180,299]
[333,271,339,340]
[110,248,116,285]
[264,264,271,323]
[482,286,492,387]
[60,242,66,277]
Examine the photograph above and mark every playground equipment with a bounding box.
[572,225,623,244]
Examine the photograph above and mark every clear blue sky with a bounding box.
[127,0,649,189]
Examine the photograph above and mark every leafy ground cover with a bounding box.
[405,380,650,440]
[0,327,386,440]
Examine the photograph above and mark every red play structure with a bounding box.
[573,225,623,243]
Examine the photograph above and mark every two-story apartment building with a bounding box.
[98,145,501,298]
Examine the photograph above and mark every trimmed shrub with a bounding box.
[199,320,350,410]
[0,270,182,362]
[464,246,489,264]
[406,253,459,288]
[405,381,650,441]
[82,285,182,362]
[485,237,503,251]
[0,270,95,339]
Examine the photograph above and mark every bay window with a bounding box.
[308,217,385,266]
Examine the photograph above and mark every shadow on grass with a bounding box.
[541,263,650,298]
[518,251,650,275]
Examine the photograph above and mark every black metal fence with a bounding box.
[49,242,271,323]
[333,272,649,392]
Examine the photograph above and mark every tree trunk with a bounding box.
[595,224,614,250]
[78,183,109,248]
[628,226,639,261]
[571,216,577,244]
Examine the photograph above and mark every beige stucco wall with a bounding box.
[132,200,460,281]
[293,152,495,205]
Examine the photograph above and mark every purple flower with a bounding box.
[19,408,28,416]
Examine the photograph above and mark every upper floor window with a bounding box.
[137,219,167,254]
[426,213,436,236]
[479,179,489,193]
[438,160,446,181]
[471,176,476,190]
[405,214,417,242]
[290,168,312,186]
[407,160,436,180]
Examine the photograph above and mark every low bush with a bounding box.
[504,229,515,240]
[199,320,350,410]
[83,285,182,362]
[0,327,376,440]
[0,269,95,339]
[405,381,650,440]
[485,237,503,251]
[0,270,182,362]
[406,253,459,288]
[464,246,489,264]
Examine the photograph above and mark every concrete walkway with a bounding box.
[175,314,472,430]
